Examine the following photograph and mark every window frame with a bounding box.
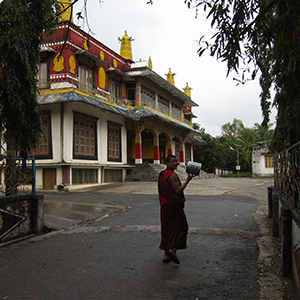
[72,168,98,184]
[37,61,49,89]
[265,155,275,169]
[107,121,122,162]
[108,78,121,103]
[73,112,98,160]
[78,61,94,93]
[141,86,155,108]
[158,95,169,115]
[32,111,52,159]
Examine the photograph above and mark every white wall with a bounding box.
[35,102,130,187]
[252,147,274,177]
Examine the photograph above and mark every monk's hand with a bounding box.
[187,174,194,181]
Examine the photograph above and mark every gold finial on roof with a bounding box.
[58,0,73,22]
[184,82,192,97]
[118,30,134,61]
[148,56,153,70]
[166,68,176,85]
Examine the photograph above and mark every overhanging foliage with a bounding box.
[0,0,58,152]
[185,0,300,152]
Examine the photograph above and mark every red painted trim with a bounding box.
[154,145,159,160]
[135,142,142,159]
[180,150,184,163]
[62,166,70,185]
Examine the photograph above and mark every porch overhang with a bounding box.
[39,45,56,53]
[37,91,138,120]
[134,107,193,131]
[75,49,109,68]
[106,67,135,82]
[193,136,208,146]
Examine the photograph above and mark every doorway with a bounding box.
[43,168,56,190]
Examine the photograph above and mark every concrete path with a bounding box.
[0,178,298,299]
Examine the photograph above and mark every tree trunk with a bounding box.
[5,131,17,195]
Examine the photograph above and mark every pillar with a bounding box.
[153,133,160,164]
[135,125,142,164]
[135,81,141,106]
[179,139,185,165]
[167,137,173,156]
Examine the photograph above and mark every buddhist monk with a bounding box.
[158,154,194,264]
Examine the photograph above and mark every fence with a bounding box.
[0,157,43,243]
[0,157,36,197]
[274,141,300,209]
[271,141,300,295]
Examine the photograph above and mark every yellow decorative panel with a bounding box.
[69,55,76,74]
[53,54,64,72]
[113,59,118,68]
[58,0,73,22]
[98,67,106,89]
[83,40,89,50]
[100,50,105,60]
[122,84,126,98]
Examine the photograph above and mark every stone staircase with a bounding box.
[125,163,218,182]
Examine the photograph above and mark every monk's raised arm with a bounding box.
[168,173,193,194]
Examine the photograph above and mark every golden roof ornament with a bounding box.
[58,0,73,22]
[118,30,134,61]
[166,68,176,85]
[148,56,153,70]
[184,82,192,97]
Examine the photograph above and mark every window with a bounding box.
[158,95,169,115]
[171,103,181,120]
[37,62,48,88]
[108,122,122,162]
[127,88,135,106]
[32,111,52,158]
[73,113,97,160]
[78,64,94,93]
[265,155,274,168]
[141,86,155,108]
[108,79,121,103]
[72,169,98,184]
[104,169,122,182]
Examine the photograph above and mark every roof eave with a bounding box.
[125,67,198,107]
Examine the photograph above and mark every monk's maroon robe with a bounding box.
[158,167,188,251]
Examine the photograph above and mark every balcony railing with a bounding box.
[37,79,193,126]
[108,95,131,107]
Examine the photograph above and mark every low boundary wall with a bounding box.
[0,194,44,244]
[268,186,300,295]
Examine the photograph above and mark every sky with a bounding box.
[73,0,277,137]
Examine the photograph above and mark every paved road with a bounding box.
[0,178,298,299]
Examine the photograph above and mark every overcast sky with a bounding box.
[73,0,277,137]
